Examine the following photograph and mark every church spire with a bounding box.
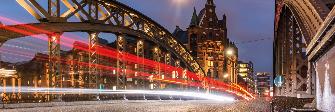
[206,0,214,5]
[189,7,198,26]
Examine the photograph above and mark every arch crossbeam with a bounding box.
[275,0,329,44]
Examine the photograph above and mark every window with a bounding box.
[209,32,213,39]
[207,61,214,67]
[190,34,197,57]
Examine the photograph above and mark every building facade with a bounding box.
[173,0,238,83]
[256,72,271,96]
[237,61,255,93]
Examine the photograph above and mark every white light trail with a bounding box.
[0,87,235,102]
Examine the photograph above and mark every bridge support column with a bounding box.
[88,32,100,100]
[116,34,127,100]
[136,40,145,99]
[164,53,171,86]
[164,53,171,99]
[116,34,127,99]
[47,33,61,101]
[274,6,310,98]
[175,60,183,92]
[88,32,99,88]
[152,46,161,100]
[153,46,161,89]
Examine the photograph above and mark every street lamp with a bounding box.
[226,49,233,56]
[224,73,229,78]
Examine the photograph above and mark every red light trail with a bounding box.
[0,16,255,100]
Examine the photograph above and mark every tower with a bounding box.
[174,0,238,83]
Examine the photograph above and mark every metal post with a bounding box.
[136,40,145,99]
[153,46,161,100]
[88,0,99,21]
[48,33,61,101]
[175,60,183,100]
[48,0,60,17]
[88,32,100,100]
[117,34,127,99]
[164,53,171,99]
[88,32,99,89]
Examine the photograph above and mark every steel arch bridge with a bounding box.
[274,0,332,98]
[0,0,253,102]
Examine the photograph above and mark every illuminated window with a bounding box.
[207,61,214,67]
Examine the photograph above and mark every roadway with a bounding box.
[1,98,270,112]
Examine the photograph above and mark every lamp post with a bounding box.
[225,48,234,83]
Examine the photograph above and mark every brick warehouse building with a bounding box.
[173,0,238,83]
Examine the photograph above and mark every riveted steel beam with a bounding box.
[47,33,62,101]
[12,0,205,81]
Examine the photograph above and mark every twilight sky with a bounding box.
[0,0,275,73]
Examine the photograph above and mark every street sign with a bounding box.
[274,75,284,87]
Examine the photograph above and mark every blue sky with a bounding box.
[0,0,274,73]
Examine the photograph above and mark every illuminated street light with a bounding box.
[226,49,233,55]
[171,0,188,5]
[224,73,229,78]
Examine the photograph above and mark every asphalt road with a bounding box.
[1,99,270,112]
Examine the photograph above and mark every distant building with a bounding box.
[237,61,255,93]
[256,72,271,96]
[173,0,238,83]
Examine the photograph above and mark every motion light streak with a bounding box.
[0,87,235,102]
[0,49,192,86]
[0,16,255,100]
[0,16,87,44]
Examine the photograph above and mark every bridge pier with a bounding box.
[47,33,62,101]
[152,46,161,100]
[116,34,127,99]
[274,6,311,98]
[136,39,146,100]
[88,32,100,100]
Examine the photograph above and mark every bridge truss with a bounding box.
[0,0,254,102]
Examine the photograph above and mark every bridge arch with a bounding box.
[275,0,329,43]
[1,0,205,77]
[0,0,210,101]
[274,0,331,98]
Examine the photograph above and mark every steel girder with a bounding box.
[10,0,204,79]
[116,34,126,89]
[47,33,62,100]
[275,0,329,44]
[275,6,310,97]
[88,32,99,88]
[136,40,145,90]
